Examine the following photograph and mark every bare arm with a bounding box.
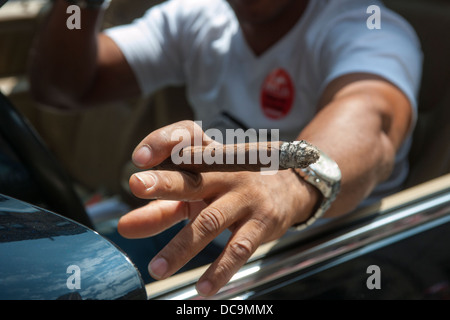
[299,73,412,217]
[117,73,413,296]
[28,0,140,109]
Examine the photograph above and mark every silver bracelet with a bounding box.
[290,149,342,231]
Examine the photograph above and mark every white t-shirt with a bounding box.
[106,0,423,205]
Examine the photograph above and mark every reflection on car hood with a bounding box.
[0,194,147,300]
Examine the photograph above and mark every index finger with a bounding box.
[132,120,213,169]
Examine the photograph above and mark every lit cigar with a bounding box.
[153,140,320,173]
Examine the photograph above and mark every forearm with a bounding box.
[28,0,105,108]
[297,80,411,218]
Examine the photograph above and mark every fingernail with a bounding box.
[134,172,156,191]
[149,257,168,279]
[196,280,213,296]
[133,145,152,167]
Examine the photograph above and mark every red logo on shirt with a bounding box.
[260,68,294,120]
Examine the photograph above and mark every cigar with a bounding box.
[153,140,320,173]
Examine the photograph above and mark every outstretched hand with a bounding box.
[118,120,318,296]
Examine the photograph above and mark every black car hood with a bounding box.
[0,194,146,300]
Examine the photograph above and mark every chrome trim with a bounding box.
[147,176,450,300]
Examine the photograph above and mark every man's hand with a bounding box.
[117,121,319,296]
[118,73,413,297]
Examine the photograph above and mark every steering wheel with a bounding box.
[0,91,94,229]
